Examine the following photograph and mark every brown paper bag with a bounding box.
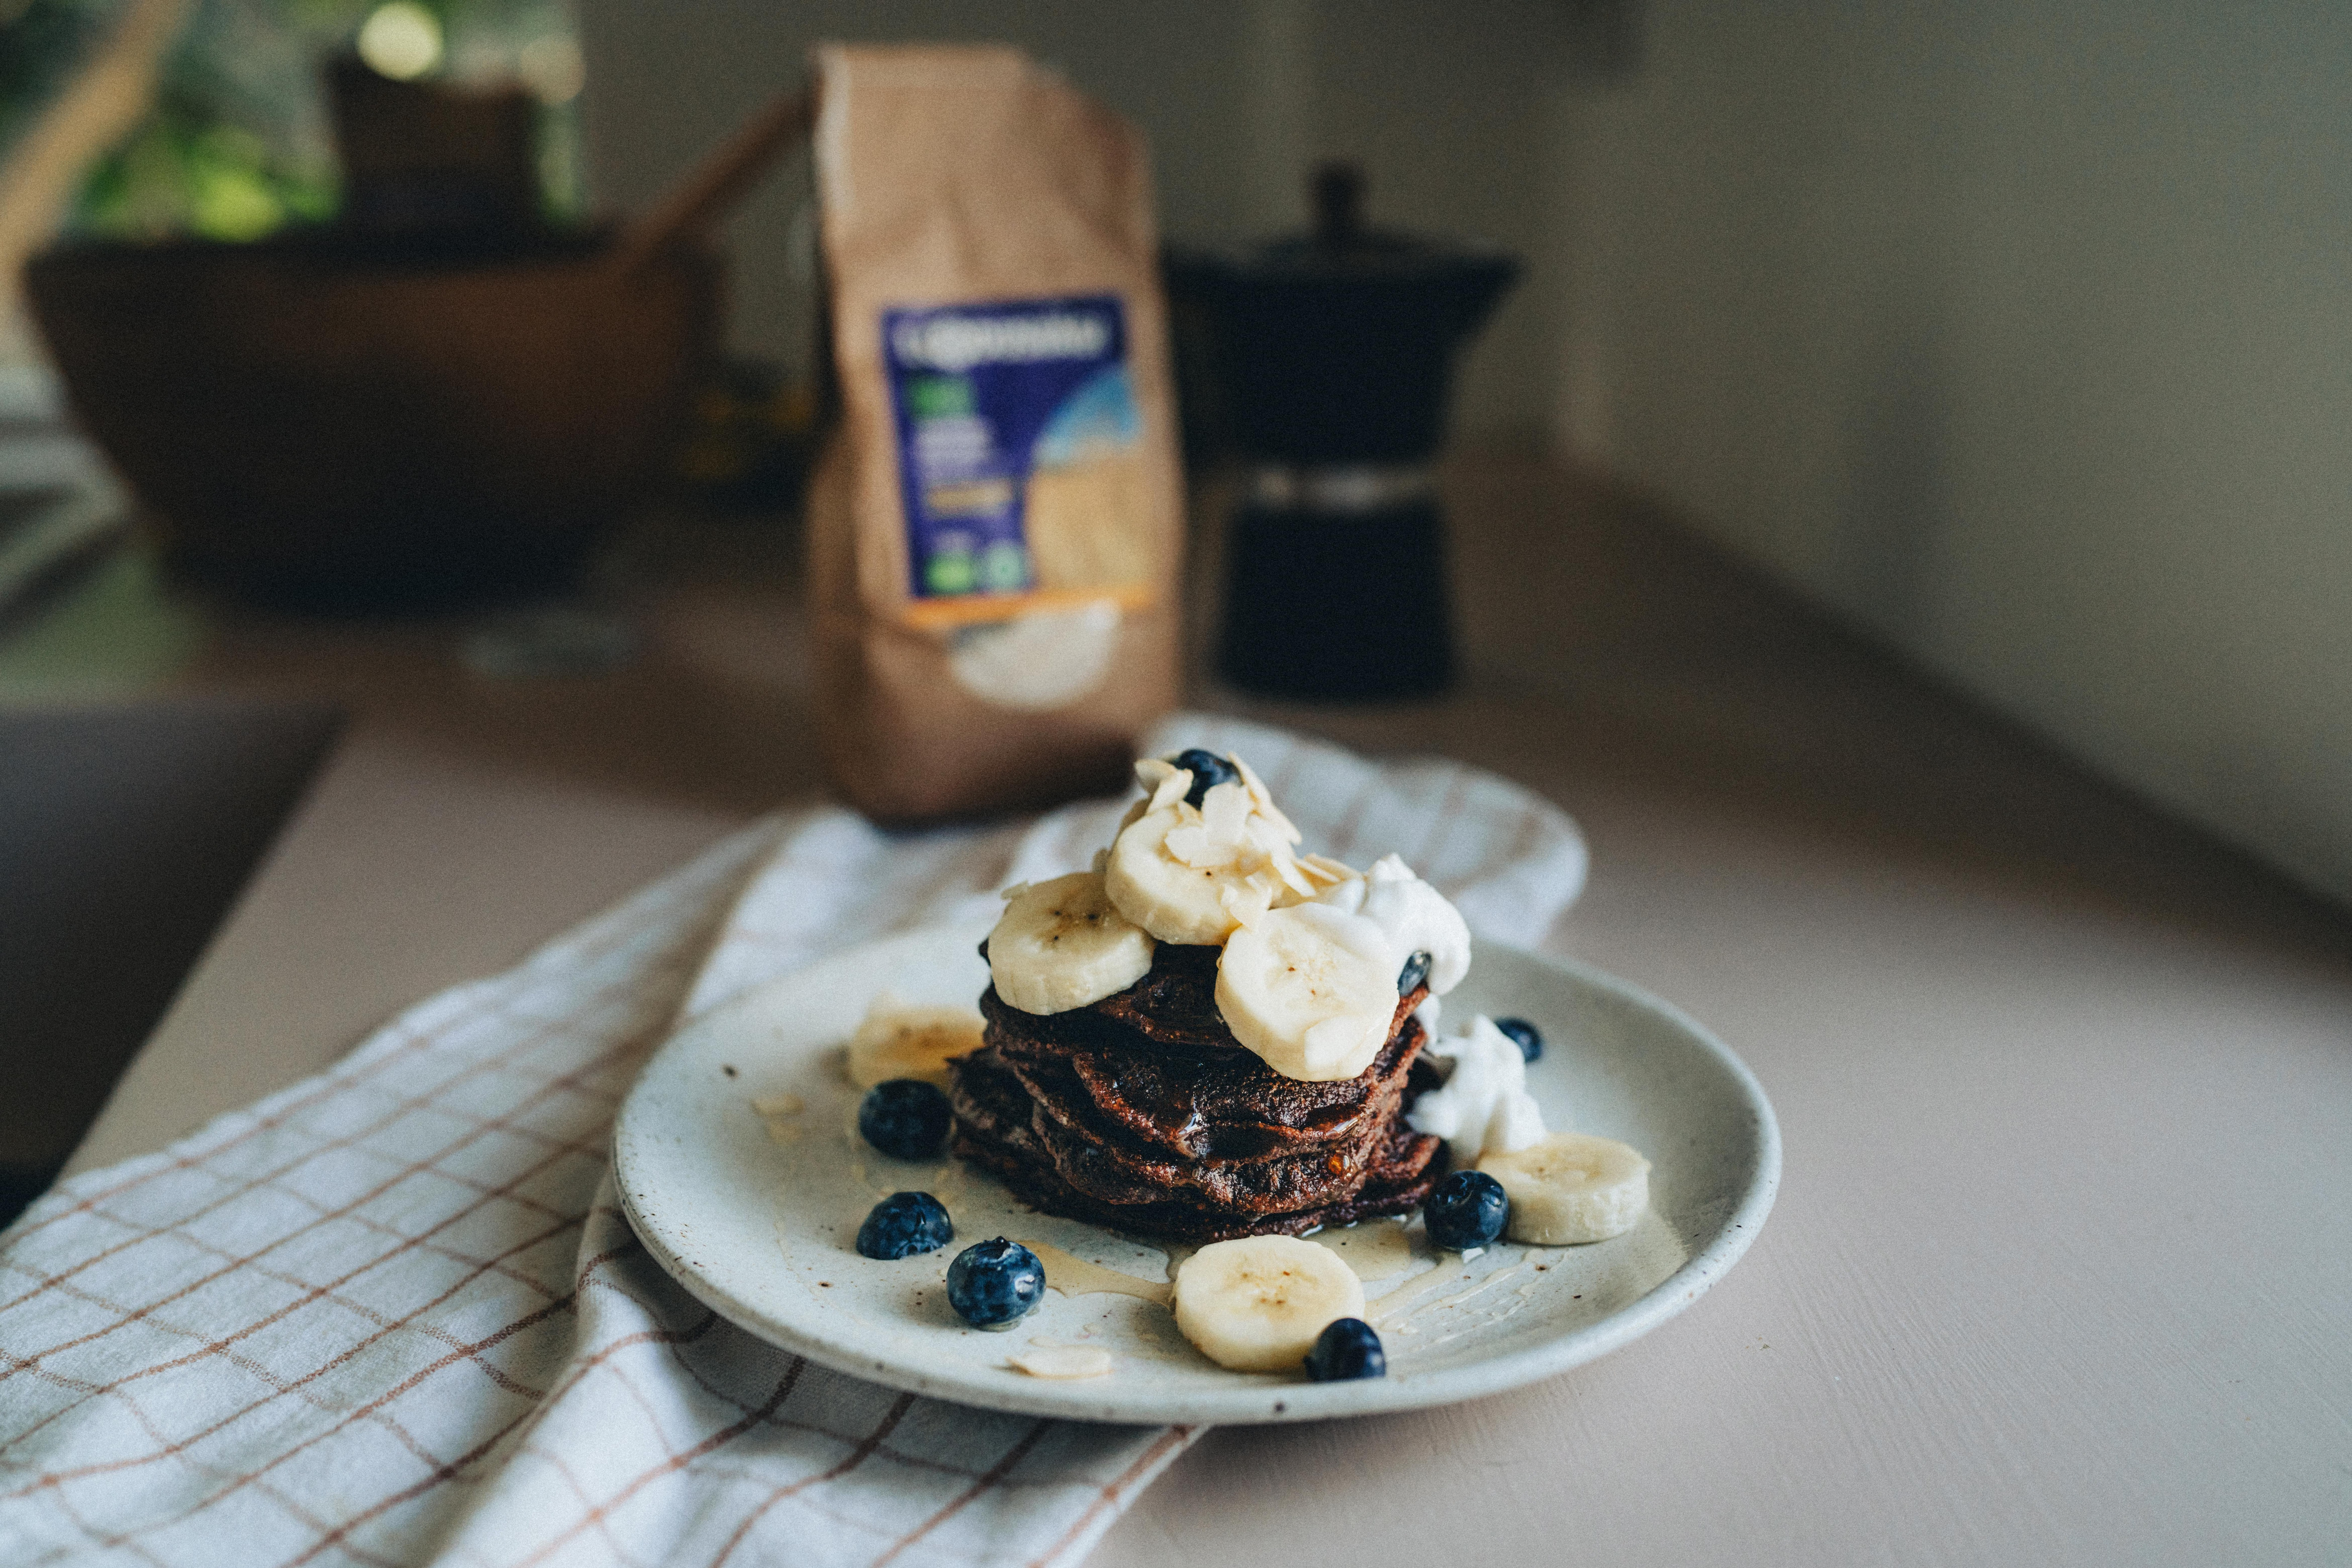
[807,44,1183,823]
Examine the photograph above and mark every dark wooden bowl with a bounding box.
[24,229,719,607]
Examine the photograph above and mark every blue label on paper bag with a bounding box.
[883,295,1137,601]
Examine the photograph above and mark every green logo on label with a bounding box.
[925,549,977,595]
[907,375,974,420]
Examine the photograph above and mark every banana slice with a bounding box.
[1104,805,1263,945]
[1172,1235,1367,1372]
[1478,1133,1651,1244]
[1214,903,1398,1080]
[987,871,1156,1015]
[846,997,987,1088]
[1104,766,1312,946]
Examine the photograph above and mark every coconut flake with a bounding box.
[1230,754,1303,845]
[1217,877,1277,928]
[1162,806,1234,870]
[1143,765,1192,815]
[1009,1343,1113,1379]
[1198,778,1252,848]
[1163,779,1299,880]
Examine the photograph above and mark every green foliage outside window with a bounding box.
[0,0,580,245]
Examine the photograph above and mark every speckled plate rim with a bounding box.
[613,925,1781,1425]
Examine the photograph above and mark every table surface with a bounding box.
[37,453,2352,1565]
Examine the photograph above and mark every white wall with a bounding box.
[1559,1,2352,903]
[579,1,2352,903]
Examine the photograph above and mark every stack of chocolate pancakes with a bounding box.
[949,941,1445,1242]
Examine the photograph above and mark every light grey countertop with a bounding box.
[44,455,2352,1564]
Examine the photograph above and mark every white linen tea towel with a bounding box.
[0,715,1587,1568]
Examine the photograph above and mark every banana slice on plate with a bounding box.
[846,998,987,1088]
[1105,761,1312,946]
[1172,1235,1367,1373]
[988,870,1156,1015]
[1215,903,1398,1080]
[1478,1132,1652,1244]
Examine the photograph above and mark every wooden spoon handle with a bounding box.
[612,89,814,274]
[0,0,189,318]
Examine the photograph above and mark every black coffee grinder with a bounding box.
[1168,165,1517,700]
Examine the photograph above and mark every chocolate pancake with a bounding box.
[948,940,1445,1240]
[1017,1058,1407,1211]
[982,945,1428,1158]
[952,1108,1441,1242]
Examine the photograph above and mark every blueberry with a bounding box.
[1397,950,1432,996]
[858,1079,952,1161]
[945,1238,1045,1328]
[1492,1016,1543,1063]
[1423,1169,1510,1251]
[1166,748,1239,807]
[1304,1318,1386,1381]
[856,1191,954,1259]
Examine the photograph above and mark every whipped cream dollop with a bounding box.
[1310,854,1472,995]
[1406,1014,1549,1167]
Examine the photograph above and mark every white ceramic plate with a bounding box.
[613,926,1779,1425]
